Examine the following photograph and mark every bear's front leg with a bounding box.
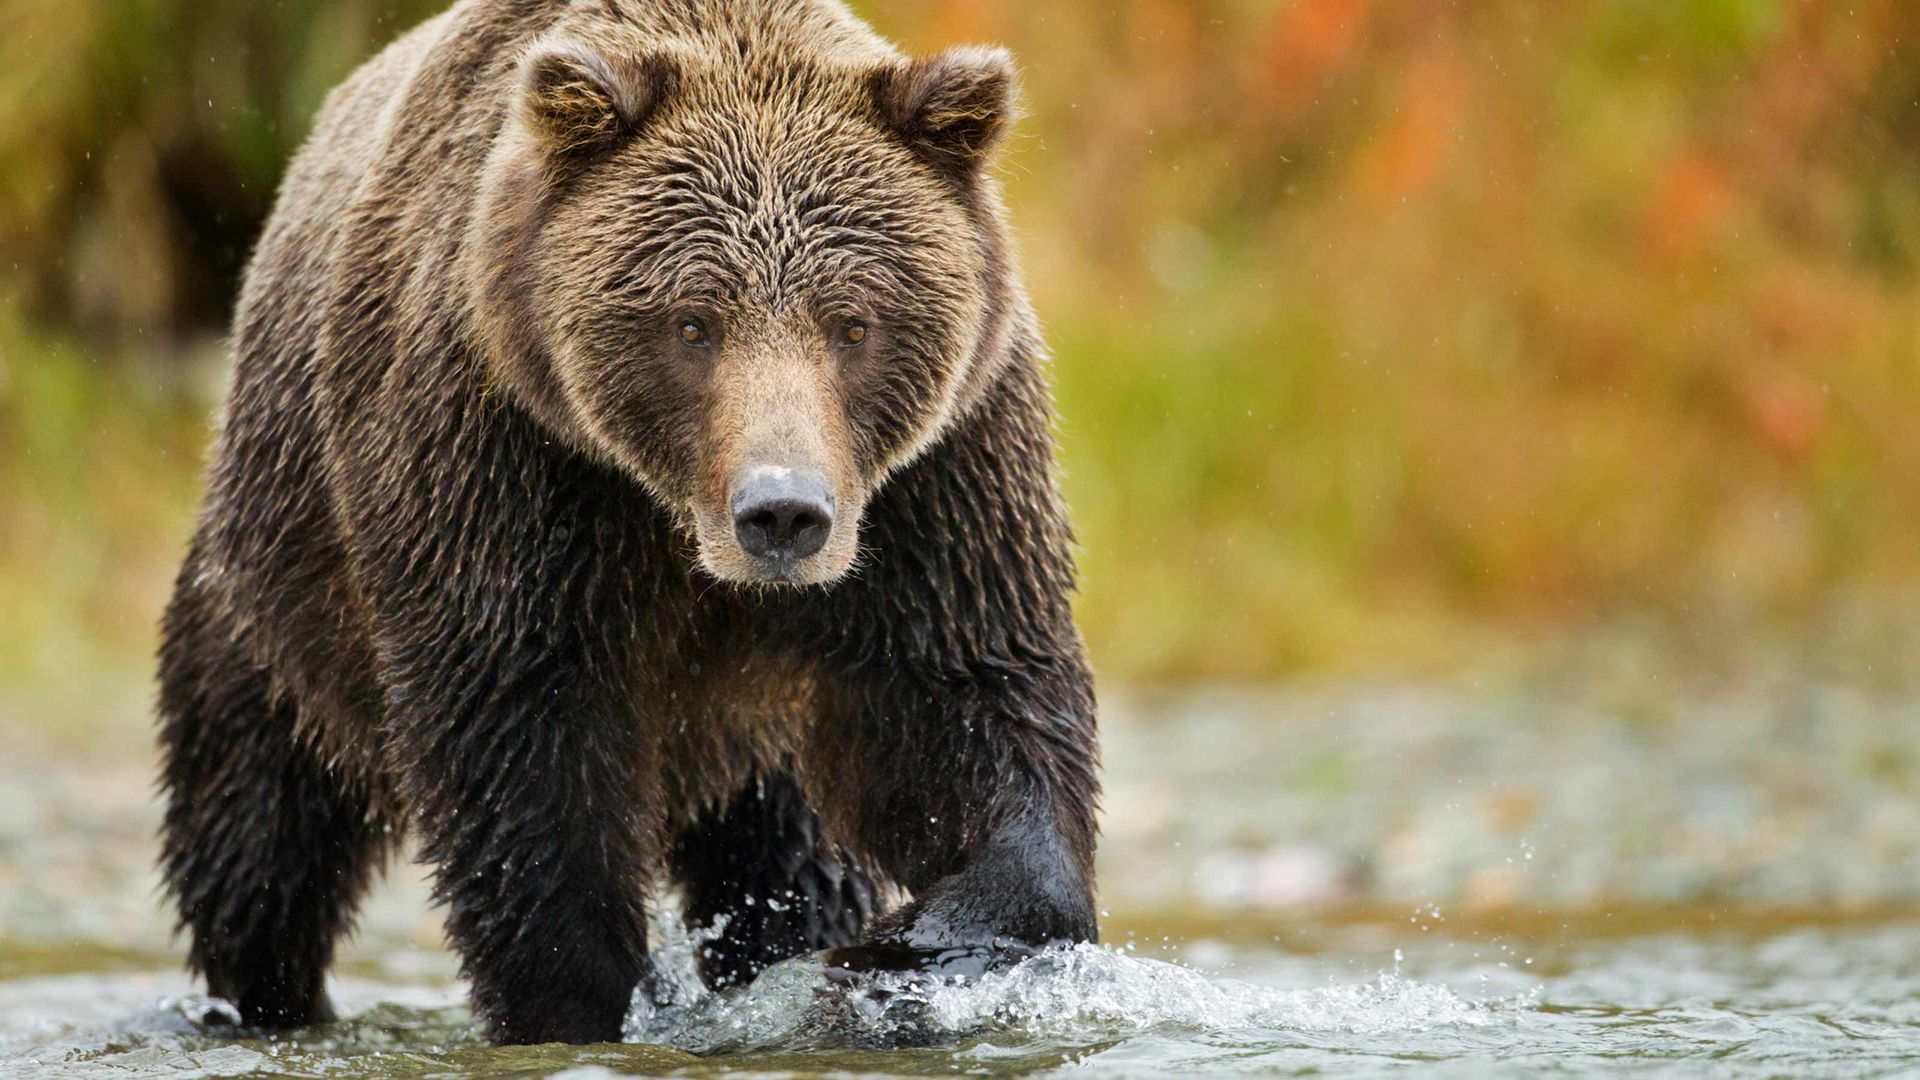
[349,408,664,1045]
[822,662,1101,976]
[380,609,658,1043]
[397,675,657,1045]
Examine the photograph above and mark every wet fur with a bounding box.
[157,0,1097,1046]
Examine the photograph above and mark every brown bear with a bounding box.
[155,0,1098,1049]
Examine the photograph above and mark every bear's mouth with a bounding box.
[696,537,859,588]
[747,552,809,585]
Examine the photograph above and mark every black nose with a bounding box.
[730,467,834,561]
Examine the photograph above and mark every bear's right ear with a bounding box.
[519,40,674,164]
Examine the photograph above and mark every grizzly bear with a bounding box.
[155,0,1098,1049]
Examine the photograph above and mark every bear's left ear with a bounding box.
[873,46,1018,176]
[519,39,675,164]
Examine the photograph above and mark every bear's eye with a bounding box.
[837,321,869,348]
[677,318,711,347]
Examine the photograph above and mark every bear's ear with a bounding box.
[519,40,674,163]
[873,46,1018,176]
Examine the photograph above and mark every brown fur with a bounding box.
[157,0,1097,1047]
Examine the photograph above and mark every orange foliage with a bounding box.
[928,0,1006,47]
[1740,368,1827,466]
[1350,48,1470,207]
[1639,150,1736,266]
[1257,0,1373,113]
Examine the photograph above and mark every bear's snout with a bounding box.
[729,465,835,570]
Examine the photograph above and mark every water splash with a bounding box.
[626,937,1510,1056]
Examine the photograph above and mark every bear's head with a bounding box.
[470,13,1024,587]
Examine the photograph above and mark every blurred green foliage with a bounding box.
[3,0,1920,719]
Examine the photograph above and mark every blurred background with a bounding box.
[3,0,1919,933]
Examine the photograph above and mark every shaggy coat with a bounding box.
[157,0,1097,1046]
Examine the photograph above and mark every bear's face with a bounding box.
[472,33,1017,587]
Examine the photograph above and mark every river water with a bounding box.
[2,678,1917,1076]
[5,915,1919,1077]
